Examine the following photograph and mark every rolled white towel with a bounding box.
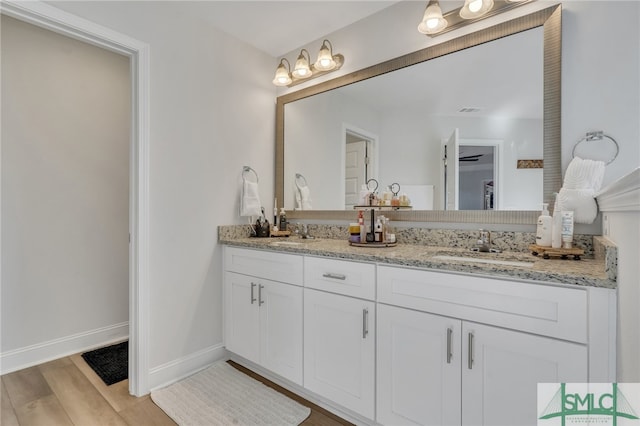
[299,186,312,210]
[563,157,605,191]
[240,180,262,217]
[557,188,598,224]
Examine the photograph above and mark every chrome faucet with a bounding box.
[294,223,314,239]
[473,229,499,253]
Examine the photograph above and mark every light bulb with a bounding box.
[426,18,440,29]
[469,0,482,13]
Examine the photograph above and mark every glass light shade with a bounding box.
[418,0,448,34]
[272,62,292,86]
[292,51,312,79]
[460,0,494,19]
[314,42,336,71]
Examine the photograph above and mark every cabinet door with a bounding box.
[304,289,375,420]
[377,304,462,426]
[259,281,303,385]
[462,322,588,426]
[224,272,260,363]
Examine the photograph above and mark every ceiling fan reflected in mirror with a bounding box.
[459,153,483,162]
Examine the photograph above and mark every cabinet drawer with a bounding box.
[304,256,375,300]
[378,266,587,343]
[225,247,303,285]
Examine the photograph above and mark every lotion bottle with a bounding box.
[551,194,562,249]
[535,203,552,247]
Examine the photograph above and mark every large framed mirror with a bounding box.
[276,5,561,224]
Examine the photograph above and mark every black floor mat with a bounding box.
[81,341,128,386]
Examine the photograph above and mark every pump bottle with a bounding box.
[536,203,552,247]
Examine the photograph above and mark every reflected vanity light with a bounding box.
[272,39,344,87]
[418,0,448,35]
[460,0,494,19]
[420,0,535,37]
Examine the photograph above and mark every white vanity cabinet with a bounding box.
[222,245,615,426]
[303,257,376,420]
[224,247,303,385]
[376,265,590,426]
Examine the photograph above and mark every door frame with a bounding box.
[341,123,379,209]
[1,1,151,396]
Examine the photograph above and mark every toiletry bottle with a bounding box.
[375,218,383,242]
[551,194,562,249]
[358,210,366,243]
[273,205,278,232]
[535,203,552,247]
[279,208,287,231]
[359,185,369,206]
[561,211,574,249]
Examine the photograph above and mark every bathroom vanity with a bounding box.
[221,234,616,426]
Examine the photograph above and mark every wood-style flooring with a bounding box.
[1,354,351,426]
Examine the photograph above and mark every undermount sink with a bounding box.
[269,239,317,247]
[432,255,534,268]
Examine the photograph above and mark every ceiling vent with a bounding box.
[458,107,481,113]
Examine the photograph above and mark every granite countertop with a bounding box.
[219,235,617,289]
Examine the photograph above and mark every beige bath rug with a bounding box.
[151,361,311,426]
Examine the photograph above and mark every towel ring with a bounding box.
[295,173,308,188]
[572,131,619,165]
[242,166,259,183]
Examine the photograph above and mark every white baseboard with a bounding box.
[148,343,227,392]
[0,322,129,375]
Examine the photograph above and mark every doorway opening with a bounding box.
[343,124,378,210]
[443,129,503,210]
[1,1,150,396]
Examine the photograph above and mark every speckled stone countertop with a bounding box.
[219,226,617,289]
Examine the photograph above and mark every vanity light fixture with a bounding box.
[314,40,337,71]
[292,49,312,79]
[419,0,535,37]
[460,0,494,19]
[418,0,448,35]
[272,58,292,86]
[272,39,344,87]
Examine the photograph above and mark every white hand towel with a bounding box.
[299,186,312,210]
[557,157,605,224]
[240,180,262,217]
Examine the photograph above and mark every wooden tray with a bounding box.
[529,244,584,260]
[350,241,397,248]
[270,230,291,237]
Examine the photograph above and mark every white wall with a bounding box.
[279,1,640,189]
[15,1,276,382]
[1,16,130,358]
[284,89,381,210]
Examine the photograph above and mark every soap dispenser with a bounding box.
[279,208,287,231]
[536,203,552,247]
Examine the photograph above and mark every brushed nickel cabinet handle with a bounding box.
[322,273,347,280]
[447,328,453,364]
[250,282,257,304]
[258,284,264,306]
[362,308,369,338]
[468,332,474,370]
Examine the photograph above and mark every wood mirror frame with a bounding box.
[276,5,561,225]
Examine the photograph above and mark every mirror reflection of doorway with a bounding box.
[344,127,377,209]
[459,145,496,210]
[443,129,502,210]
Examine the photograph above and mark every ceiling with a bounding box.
[183,1,402,58]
